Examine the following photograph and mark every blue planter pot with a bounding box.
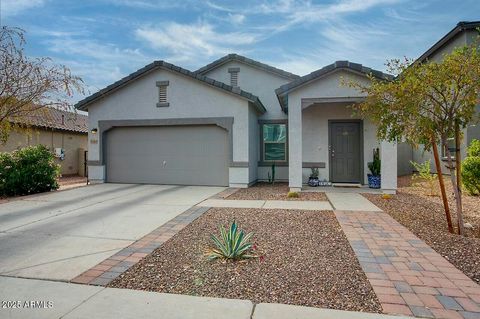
[308,177,319,187]
[367,174,381,189]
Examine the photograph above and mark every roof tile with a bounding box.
[275,60,393,110]
[75,60,266,113]
[195,53,300,80]
[11,108,88,133]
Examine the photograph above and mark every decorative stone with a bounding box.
[464,223,474,229]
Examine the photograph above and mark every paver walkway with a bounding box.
[197,199,333,210]
[335,210,480,319]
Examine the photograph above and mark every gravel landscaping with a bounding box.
[59,175,87,189]
[227,182,328,201]
[110,208,381,313]
[364,175,480,284]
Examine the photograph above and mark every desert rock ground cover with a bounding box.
[365,175,480,284]
[110,208,381,313]
[227,182,328,201]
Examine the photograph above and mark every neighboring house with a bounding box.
[397,21,480,175]
[1,108,89,176]
[75,54,398,193]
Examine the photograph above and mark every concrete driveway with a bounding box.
[0,184,224,281]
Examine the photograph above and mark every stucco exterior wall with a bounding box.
[301,103,378,184]
[202,61,292,120]
[397,141,413,176]
[467,123,480,146]
[426,32,469,62]
[203,60,294,183]
[287,69,397,190]
[412,139,468,175]
[248,104,259,184]
[86,67,253,186]
[1,129,87,175]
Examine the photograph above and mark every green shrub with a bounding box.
[206,220,255,260]
[462,156,480,195]
[467,139,480,157]
[368,148,381,176]
[0,145,60,196]
[287,191,299,198]
[410,160,438,196]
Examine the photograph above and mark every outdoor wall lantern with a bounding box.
[91,128,98,134]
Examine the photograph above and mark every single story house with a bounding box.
[75,20,478,192]
[75,55,397,192]
[398,21,480,175]
[1,108,88,176]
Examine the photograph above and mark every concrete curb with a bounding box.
[253,303,413,319]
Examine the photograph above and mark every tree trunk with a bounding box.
[455,123,465,235]
[431,139,454,233]
[442,138,465,236]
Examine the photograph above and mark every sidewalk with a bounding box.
[197,199,333,210]
[0,276,412,319]
[199,191,383,212]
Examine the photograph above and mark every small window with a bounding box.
[262,123,287,161]
[156,81,169,107]
[228,67,240,87]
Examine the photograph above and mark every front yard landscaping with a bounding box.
[110,207,381,313]
[226,182,328,201]
[364,175,480,284]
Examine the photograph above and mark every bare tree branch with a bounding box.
[0,26,84,143]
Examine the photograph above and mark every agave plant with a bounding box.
[207,220,255,260]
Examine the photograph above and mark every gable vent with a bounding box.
[230,71,238,87]
[156,80,170,107]
[228,67,240,88]
[158,85,167,103]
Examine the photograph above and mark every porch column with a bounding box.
[380,140,397,193]
[288,104,302,191]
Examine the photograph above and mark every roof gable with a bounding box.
[416,21,480,64]
[275,60,393,111]
[195,53,300,80]
[75,60,266,113]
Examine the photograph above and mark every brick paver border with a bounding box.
[335,210,480,319]
[71,206,210,286]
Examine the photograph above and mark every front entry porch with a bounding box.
[274,62,398,193]
[288,98,397,194]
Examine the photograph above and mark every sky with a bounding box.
[1,0,479,102]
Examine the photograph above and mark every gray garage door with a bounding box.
[105,125,229,186]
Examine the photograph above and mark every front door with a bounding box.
[329,121,362,183]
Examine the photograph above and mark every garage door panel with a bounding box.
[106,126,229,186]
